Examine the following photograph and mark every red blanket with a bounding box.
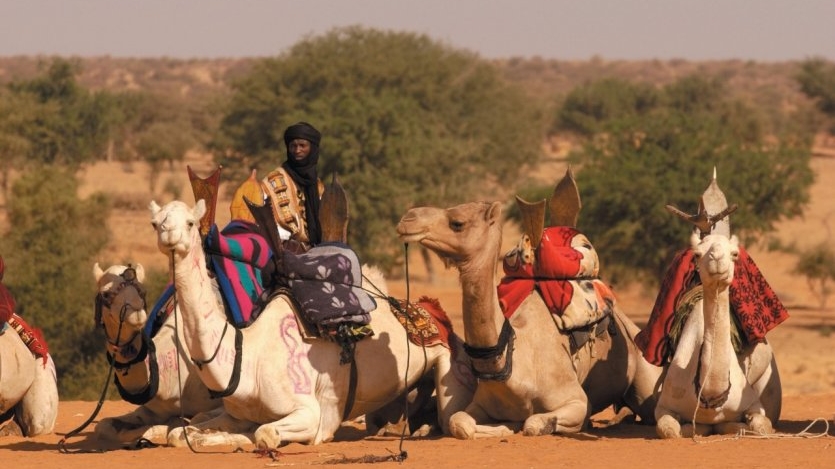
[497,226,615,323]
[634,246,789,365]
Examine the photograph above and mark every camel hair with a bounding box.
[148,198,474,449]
[652,172,782,438]
[0,315,58,437]
[395,168,662,439]
[91,263,222,446]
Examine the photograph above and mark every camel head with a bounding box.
[93,262,148,342]
[690,232,739,289]
[397,201,503,269]
[149,199,206,259]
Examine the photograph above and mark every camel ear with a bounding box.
[93,262,105,282]
[194,199,207,220]
[149,200,161,216]
[486,201,503,224]
[133,263,145,283]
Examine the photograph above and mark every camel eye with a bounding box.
[187,220,195,229]
[449,220,464,232]
[150,222,157,230]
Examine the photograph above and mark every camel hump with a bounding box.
[319,174,349,244]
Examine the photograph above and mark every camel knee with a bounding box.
[656,414,682,439]
[449,411,476,440]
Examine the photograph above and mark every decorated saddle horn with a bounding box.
[318,174,350,244]
[665,167,737,237]
[188,165,223,238]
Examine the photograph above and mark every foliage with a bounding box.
[793,242,835,310]
[545,74,814,285]
[796,58,835,133]
[4,58,121,168]
[0,166,112,399]
[211,26,545,271]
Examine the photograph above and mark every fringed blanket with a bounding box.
[282,242,377,328]
[389,296,454,349]
[205,220,272,327]
[634,246,789,366]
[7,314,49,366]
[498,226,615,330]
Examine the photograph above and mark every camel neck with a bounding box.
[698,287,733,398]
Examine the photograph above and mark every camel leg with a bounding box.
[655,405,682,439]
[167,410,256,448]
[16,356,58,437]
[522,398,587,436]
[448,407,519,440]
[254,406,321,449]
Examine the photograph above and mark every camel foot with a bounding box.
[522,415,558,436]
[448,411,477,440]
[0,420,23,437]
[747,414,774,435]
[254,425,282,449]
[655,415,681,439]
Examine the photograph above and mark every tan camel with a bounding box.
[91,263,222,445]
[650,173,783,438]
[0,314,58,437]
[395,169,662,439]
[148,199,474,448]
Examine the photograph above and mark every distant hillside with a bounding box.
[0,56,815,111]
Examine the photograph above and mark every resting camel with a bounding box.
[148,198,473,448]
[396,168,662,439]
[0,276,58,436]
[91,263,221,445]
[640,172,784,438]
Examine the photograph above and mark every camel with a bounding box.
[148,198,474,448]
[0,305,58,437]
[91,263,222,445]
[395,168,662,439]
[646,173,784,438]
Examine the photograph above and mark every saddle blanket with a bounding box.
[634,245,789,366]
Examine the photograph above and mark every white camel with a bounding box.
[148,199,474,448]
[395,169,662,439]
[0,318,58,437]
[91,263,222,445]
[651,175,783,438]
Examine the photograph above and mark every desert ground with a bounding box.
[1,148,834,467]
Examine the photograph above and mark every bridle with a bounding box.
[95,265,148,361]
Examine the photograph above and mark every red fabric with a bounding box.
[635,245,789,366]
[0,283,15,324]
[391,296,453,349]
[10,314,50,366]
[497,226,593,318]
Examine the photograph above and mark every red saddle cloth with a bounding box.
[497,226,614,320]
[0,282,15,324]
[634,246,789,366]
[390,296,454,349]
[7,314,50,366]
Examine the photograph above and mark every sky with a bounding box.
[1,0,834,62]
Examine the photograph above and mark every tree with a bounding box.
[796,58,835,133]
[548,75,814,285]
[212,26,545,271]
[0,166,111,399]
[4,58,126,169]
[793,242,835,311]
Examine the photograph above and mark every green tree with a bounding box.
[796,58,835,133]
[6,58,118,167]
[212,26,545,270]
[0,166,111,399]
[549,75,814,285]
[793,242,835,311]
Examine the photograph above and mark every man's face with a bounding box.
[288,139,312,161]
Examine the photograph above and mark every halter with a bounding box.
[95,265,148,361]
